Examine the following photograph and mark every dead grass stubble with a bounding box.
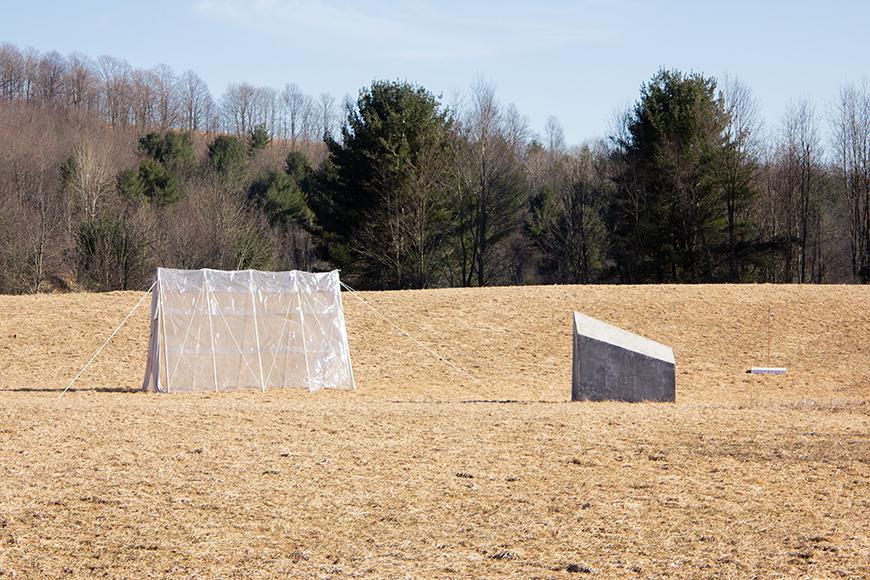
[0,284,868,577]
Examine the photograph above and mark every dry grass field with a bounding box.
[0,284,868,577]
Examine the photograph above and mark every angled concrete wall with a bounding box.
[572,311,675,402]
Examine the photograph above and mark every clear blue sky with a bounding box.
[3,0,868,144]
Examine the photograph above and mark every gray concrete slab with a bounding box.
[572,311,675,402]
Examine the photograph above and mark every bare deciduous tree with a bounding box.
[543,115,565,156]
[280,83,304,144]
[130,68,158,128]
[449,79,526,286]
[97,55,132,128]
[62,140,113,220]
[831,82,870,282]
[180,69,212,132]
[221,82,257,136]
[318,92,336,139]
[0,43,24,101]
[65,52,99,114]
[720,76,764,281]
[767,101,825,282]
[36,51,66,105]
[153,64,178,131]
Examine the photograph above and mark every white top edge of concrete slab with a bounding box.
[573,311,675,364]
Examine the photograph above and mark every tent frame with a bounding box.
[143,267,355,394]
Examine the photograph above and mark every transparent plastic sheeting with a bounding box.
[142,268,355,393]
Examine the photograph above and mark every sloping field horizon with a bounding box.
[0,284,868,576]
[2,284,868,403]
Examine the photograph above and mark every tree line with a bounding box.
[0,42,868,293]
[0,42,339,146]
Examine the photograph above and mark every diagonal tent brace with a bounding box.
[338,280,477,384]
[60,267,475,397]
[60,280,157,398]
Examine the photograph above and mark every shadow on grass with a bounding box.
[383,399,566,404]
[0,387,141,394]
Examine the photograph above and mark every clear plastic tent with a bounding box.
[142,268,355,393]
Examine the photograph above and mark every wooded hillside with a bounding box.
[1,42,867,292]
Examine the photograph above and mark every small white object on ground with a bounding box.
[748,367,788,375]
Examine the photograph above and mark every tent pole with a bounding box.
[249,270,266,392]
[204,270,219,393]
[159,270,171,393]
[295,274,313,391]
[143,287,159,392]
[277,282,295,389]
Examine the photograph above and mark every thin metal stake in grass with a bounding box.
[768,305,773,367]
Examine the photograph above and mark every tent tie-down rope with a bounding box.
[58,276,478,397]
[338,280,479,383]
[58,280,157,398]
